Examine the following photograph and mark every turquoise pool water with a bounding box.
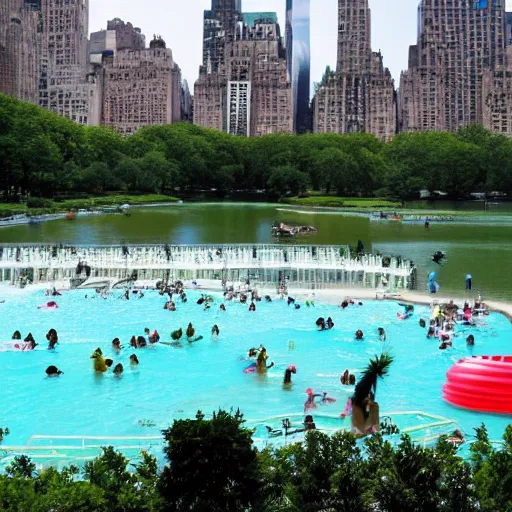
[0,289,511,464]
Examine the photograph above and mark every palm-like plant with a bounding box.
[352,353,394,409]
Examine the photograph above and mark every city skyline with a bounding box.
[89,0,422,93]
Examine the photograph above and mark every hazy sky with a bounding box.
[89,0,512,92]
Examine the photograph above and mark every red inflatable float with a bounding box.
[443,356,512,415]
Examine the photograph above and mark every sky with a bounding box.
[89,0,512,93]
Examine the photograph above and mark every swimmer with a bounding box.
[212,325,220,336]
[283,364,296,385]
[24,333,36,344]
[287,297,295,306]
[321,392,336,404]
[249,302,256,312]
[439,339,453,350]
[130,335,138,348]
[130,354,139,366]
[45,365,63,377]
[304,388,323,412]
[204,302,211,310]
[256,347,274,371]
[304,414,316,430]
[340,300,349,309]
[247,348,259,358]
[427,327,436,339]
[327,317,334,330]
[113,363,124,375]
[105,358,114,368]
[11,330,21,340]
[466,334,475,346]
[355,329,364,340]
[447,429,465,446]
[144,328,160,344]
[419,318,426,328]
[265,295,272,303]
[112,338,121,351]
[316,317,326,331]
[294,304,301,310]
[349,374,356,385]
[377,328,386,342]
[137,336,147,348]
[171,328,183,341]
[340,369,350,385]
[186,323,195,339]
[220,304,226,311]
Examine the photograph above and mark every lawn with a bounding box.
[281,196,402,209]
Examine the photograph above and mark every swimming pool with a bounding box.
[0,288,510,466]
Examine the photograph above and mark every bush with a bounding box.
[26,197,54,209]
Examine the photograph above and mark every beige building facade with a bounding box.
[104,37,176,135]
[312,0,396,141]
[399,0,510,134]
[194,4,293,136]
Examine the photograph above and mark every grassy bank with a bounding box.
[281,196,402,209]
[0,194,179,218]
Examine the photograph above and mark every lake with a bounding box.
[1,203,511,300]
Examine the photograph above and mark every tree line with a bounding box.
[0,409,511,511]
[2,93,512,201]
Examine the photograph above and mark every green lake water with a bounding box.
[1,203,511,301]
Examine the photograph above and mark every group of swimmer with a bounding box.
[10,328,59,351]
[91,346,139,375]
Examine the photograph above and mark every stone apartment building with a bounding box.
[103,36,178,135]
[399,0,512,135]
[0,0,40,104]
[312,0,397,141]
[194,2,293,136]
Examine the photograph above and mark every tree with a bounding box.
[159,409,262,512]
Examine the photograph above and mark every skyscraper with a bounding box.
[312,0,396,141]
[286,0,311,133]
[39,0,101,124]
[194,3,293,136]
[399,0,508,133]
[0,0,40,103]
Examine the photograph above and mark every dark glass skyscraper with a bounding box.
[286,0,311,133]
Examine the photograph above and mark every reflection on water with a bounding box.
[1,203,512,300]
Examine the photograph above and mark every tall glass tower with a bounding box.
[286,0,311,133]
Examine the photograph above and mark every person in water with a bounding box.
[137,336,147,348]
[112,338,121,351]
[327,317,334,330]
[378,328,386,341]
[341,369,350,385]
[130,335,138,348]
[304,415,316,430]
[447,429,465,446]
[247,347,259,359]
[419,318,426,328]
[466,334,475,346]
[46,365,63,377]
[349,374,356,385]
[186,323,195,339]
[11,330,21,340]
[283,364,296,385]
[256,348,274,371]
[113,363,124,375]
[316,317,326,331]
[130,354,139,366]
[46,329,58,349]
[220,304,226,311]
[340,300,349,309]
[249,302,256,312]
[355,329,364,340]
[144,328,160,344]
[212,325,220,336]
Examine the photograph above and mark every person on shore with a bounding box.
[355,330,364,340]
[46,365,63,377]
[130,354,139,366]
[378,328,386,341]
[283,364,296,386]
